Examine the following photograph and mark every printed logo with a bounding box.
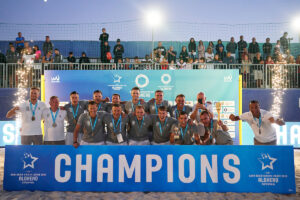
[135,74,149,88]
[51,75,60,83]
[258,153,277,170]
[113,74,122,83]
[161,74,171,85]
[224,75,232,82]
[23,153,38,169]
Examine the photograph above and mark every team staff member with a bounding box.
[103,104,128,145]
[42,96,67,145]
[73,101,106,147]
[170,111,200,145]
[6,87,47,145]
[229,100,285,145]
[151,106,177,145]
[190,92,213,123]
[124,87,146,114]
[147,90,171,115]
[104,93,125,113]
[64,91,88,145]
[200,111,233,145]
[128,105,152,145]
[170,94,193,119]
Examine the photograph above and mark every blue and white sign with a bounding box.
[242,122,300,147]
[0,121,21,146]
[4,145,295,193]
[44,70,240,143]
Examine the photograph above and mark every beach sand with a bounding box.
[0,148,299,200]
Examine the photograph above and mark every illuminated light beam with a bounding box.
[270,64,288,118]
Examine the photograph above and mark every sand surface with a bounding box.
[0,148,299,200]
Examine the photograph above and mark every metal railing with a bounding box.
[0,63,299,89]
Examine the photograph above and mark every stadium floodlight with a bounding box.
[291,15,300,32]
[145,9,164,63]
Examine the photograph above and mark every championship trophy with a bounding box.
[216,102,222,130]
[174,127,180,140]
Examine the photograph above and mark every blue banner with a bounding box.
[4,145,295,193]
[0,121,21,146]
[45,70,240,143]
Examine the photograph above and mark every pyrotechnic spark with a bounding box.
[270,64,287,118]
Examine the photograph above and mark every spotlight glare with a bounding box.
[291,15,300,32]
[146,9,163,28]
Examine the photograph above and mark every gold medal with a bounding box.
[52,123,57,127]
[32,116,35,121]
[73,119,77,124]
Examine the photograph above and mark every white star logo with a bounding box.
[258,153,277,170]
[23,153,38,169]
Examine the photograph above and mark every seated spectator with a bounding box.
[67,52,76,63]
[157,50,164,63]
[223,52,235,65]
[42,51,53,63]
[169,60,177,70]
[213,54,222,69]
[253,52,264,64]
[154,41,166,58]
[124,57,133,70]
[215,39,224,54]
[197,57,206,69]
[241,54,251,88]
[296,55,300,64]
[42,36,53,56]
[198,40,205,59]
[185,58,194,69]
[208,41,214,53]
[141,54,152,63]
[179,46,189,63]
[0,51,5,63]
[188,37,196,60]
[242,47,249,60]
[177,59,186,69]
[287,56,296,64]
[273,40,281,61]
[265,56,274,64]
[79,52,90,64]
[133,56,142,69]
[167,46,176,63]
[15,32,25,54]
[216,46,226,62]
[33,45,41,63]
[101,41,111,63]
[160,57,168,70]
[205,47,214,63]
[21,41,32,57]
[21,46,34,64]
[53,49,63,63]
[276,54,287,64]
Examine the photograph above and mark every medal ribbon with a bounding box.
[131,100,141,112]
[159,118,167,136]
[253,115,262,132]
[112,115,122,133]
[71,103,79,120]
[89,115,99,133]
[30,101,38,118]
[136,116,144,130]
[175,106,186,119]
[180,124,188,138]
[50,108,59,124]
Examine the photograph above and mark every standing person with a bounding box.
[42,96,67,145]
[229,100,285,145]
[200,111,233,145]
[6,87,47,145]
[280,32,288,54]
[33,45,41,63]
[205,47,214,63]
[92,90,108,112]
[190,92,213,123]
[53,49,63,63]
[99,28,109,59]
[103,104,128,145]
[73,101,106,148]
[188,37,197,61]
[248,37,260,62]
[15,32,25,54]
[226,37,237,59]
[170,111,200,145]
[179,46,189,63]
[198,40,205,59]
[113,39,124,64]
[154,41,166,58]
[64,91,88,145]
[124,87,146,114]
[167,46,177,63]
[151,106,177,145]
[42,36,53,56]
[170,94,193,119]
[238,35,247,63]
[101,41,111,63]
[215,39,224,54]
[146,90,171,115]
[104,93,125,113]
[263,38,273,60]
[217,46,226,62]
[128,105,152,145]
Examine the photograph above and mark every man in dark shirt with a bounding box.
[217,46,226,62]
[15,32,25,54]
[226,37,237,59]
[42,36,53,56]
[113,39,124,64]
[99,28,109,60]
[79,52,90,64]
[67,52,76,63]
[154,42,166,58]
[101,41,111,63]
[263,38,272,60]
[280,32,288,54]
[167,46,176,63]
[248,37,260,62]
[238,35,247,63]
[53,49,63,63]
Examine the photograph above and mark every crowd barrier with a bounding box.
[0,63,299,89]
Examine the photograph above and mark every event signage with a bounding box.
[4,145,295,193]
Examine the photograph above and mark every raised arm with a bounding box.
[6,106,20,118]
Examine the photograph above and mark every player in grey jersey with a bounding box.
[151,106,177,145]
[146,90,171,115]
[124,87,146,114]
[128,105,152,145]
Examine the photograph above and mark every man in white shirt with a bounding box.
[42,96,67,145]
[229,100,285,145]
[6,87,47,145]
